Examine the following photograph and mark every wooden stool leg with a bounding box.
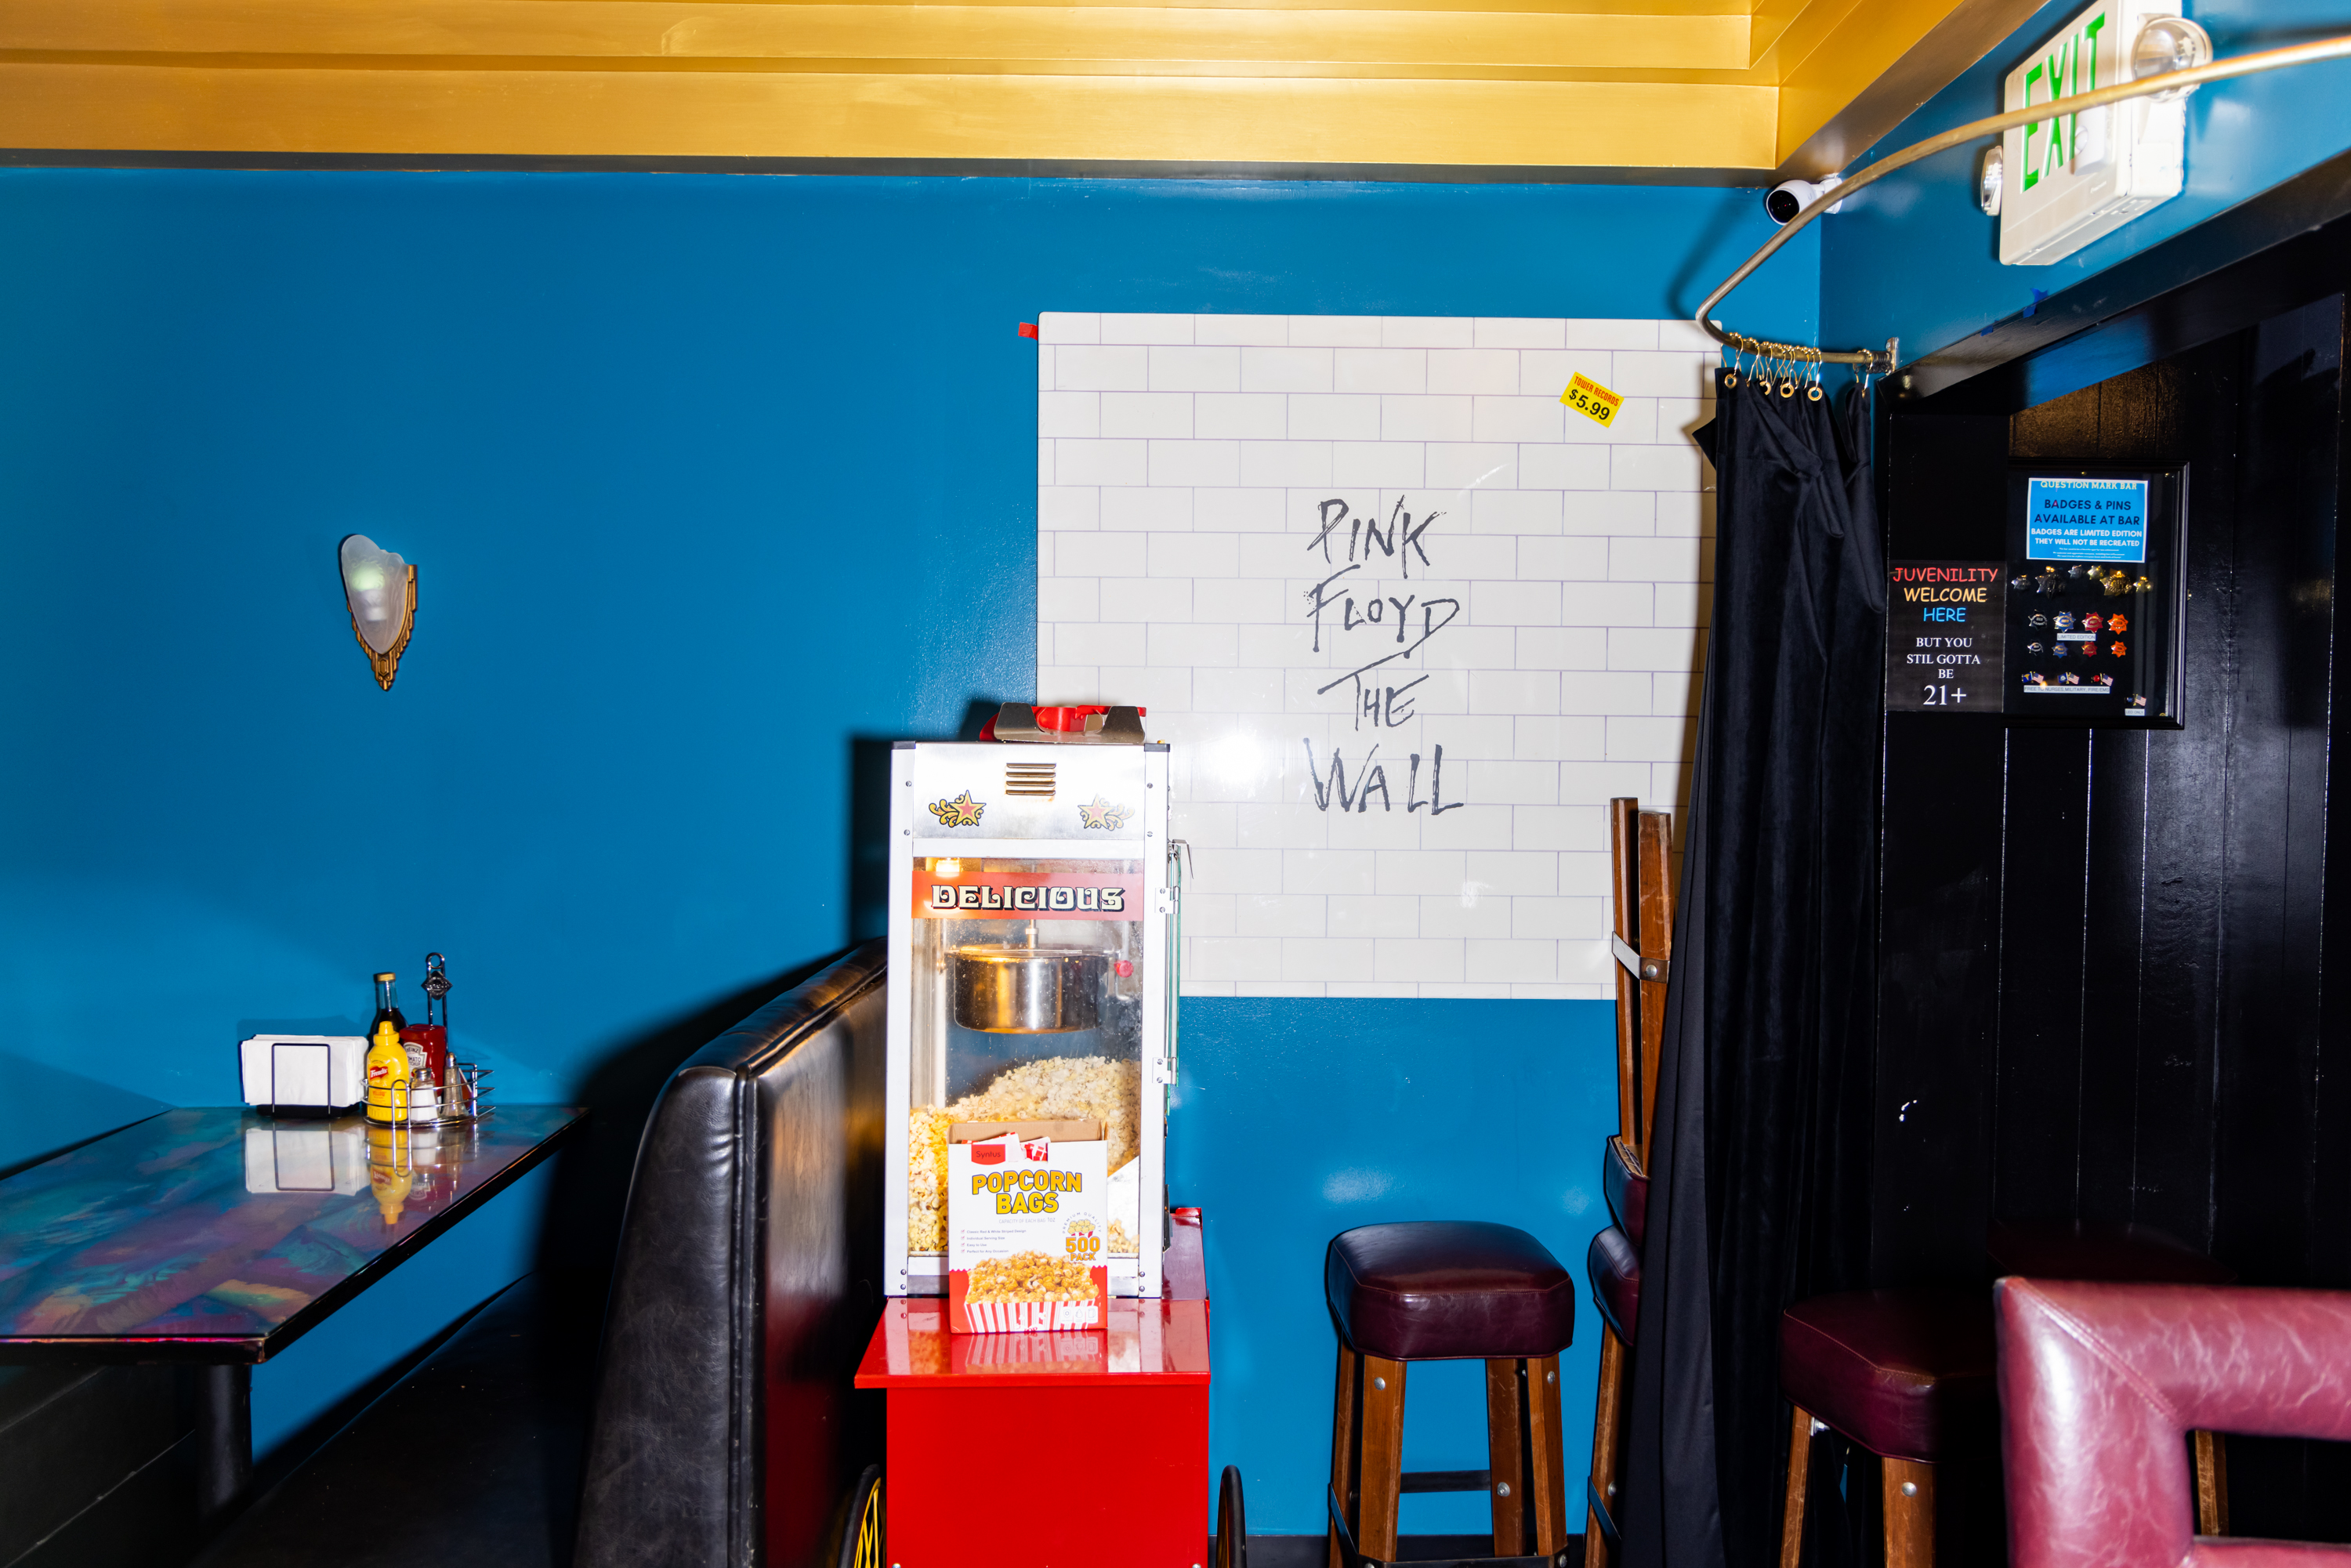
[1328,1342,1358,1568]
[1358,1356,1407,1563]
[1486,1359,1527,1556]
[1585,1327,1629,1568]
[1882,1458,1935,1568]
[1527,1353,1569,1556]
[1778,1405,1814,1568]
[2193,1430,2230,1536]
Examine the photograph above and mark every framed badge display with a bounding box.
[1885,463,2186,726]
[2001,464,2185,726]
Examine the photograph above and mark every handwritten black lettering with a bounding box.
[1346,672,1428,732]
[1316,596,1460,697]
[1304,563,1361,653]
[1304,740,1371,812]
[1310,499,1349,564]
[1405,746,1465,814]
[1300,494,1469,817]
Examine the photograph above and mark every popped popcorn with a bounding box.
[965,1250,1096,1305]
[907,1056,1139,1252]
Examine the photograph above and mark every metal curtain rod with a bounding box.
[1699,32,2351,375]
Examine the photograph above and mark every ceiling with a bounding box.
[0,0,2042,176]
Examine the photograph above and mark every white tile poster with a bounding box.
[1034,313,1715,998]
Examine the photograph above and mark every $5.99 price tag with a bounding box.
[1559,371,1624,426]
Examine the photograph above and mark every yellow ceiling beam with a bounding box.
[0,0,2035,173]
[0,3,1753,74]
[1765,0,2050,172]
[0,63,1776,165]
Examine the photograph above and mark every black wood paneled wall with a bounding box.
[1877,295,2349,1538]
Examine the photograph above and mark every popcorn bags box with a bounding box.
[947,1119,1109,1334]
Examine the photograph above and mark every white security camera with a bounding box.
[1764,175,1844,226]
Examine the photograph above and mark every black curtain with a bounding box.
[1619,374,1884,1568]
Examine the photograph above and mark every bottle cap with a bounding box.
[375,972,396,982]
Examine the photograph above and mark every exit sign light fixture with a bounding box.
[1998,2,2207,266]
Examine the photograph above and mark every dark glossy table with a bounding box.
[0,1105,583,1513]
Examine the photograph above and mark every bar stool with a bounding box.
[1775,1290,1997,1568]
[1325,1222,1578,1568]
[1986,1218,2237,1534]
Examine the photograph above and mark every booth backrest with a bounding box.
[1996,1276,2351,1568]
[575,940,888,1568]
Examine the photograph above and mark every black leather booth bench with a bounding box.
[195,940,889,1568]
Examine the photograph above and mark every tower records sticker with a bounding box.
[1560,373,1624,426]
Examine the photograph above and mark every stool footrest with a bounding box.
[1585,1481,1620,1548]
[1400,1470,1491,1494]
[1327,1487,1574,1568]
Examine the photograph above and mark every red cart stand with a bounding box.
[856,1211,1211,1568]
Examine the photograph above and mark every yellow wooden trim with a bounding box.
[1762,0,1965,147]
[0,0,2034,171]
[1770,0,2049,172]
[0,4,1751,74]
[0,62,1777,166]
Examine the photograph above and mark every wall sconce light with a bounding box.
[339,534,415,690]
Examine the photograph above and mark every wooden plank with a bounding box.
[1357,1356,1407,1562]
[1327,1341,1357,1568]
[1584,1326,1628,1568]
[1634,808,1672,1156]
[1526,1353,1568,1556]
[1610,798,1641,1149]
[1881,1458,1934,1568]
[1776,1405,1812,1568]
[1485,1359,1526,1556]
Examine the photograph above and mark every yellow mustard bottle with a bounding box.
[368,1124,415,1226]
[364,972,410,1125]
[364,1021,409,1124]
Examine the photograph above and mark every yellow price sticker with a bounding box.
[1560,371,1624,426]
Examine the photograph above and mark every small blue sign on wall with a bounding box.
[2026,476,2149,561]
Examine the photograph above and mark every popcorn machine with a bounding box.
[860,710,1214,1568]
[883,725,1176,1303]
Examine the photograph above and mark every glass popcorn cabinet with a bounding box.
[885,737,1176,1300]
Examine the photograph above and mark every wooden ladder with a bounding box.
[1583,796,1675,1568]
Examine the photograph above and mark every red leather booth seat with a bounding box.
[1998,1277,2351,1568]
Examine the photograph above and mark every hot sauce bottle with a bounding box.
[364,972,411,1124]
[400,952,451,1123]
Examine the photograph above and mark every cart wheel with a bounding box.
[839,1464,882,1568]
[1215,1465,1248,1568]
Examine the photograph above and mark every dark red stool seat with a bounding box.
[1326,1222,1576,1361]
[1603,1138,1649,1251]
[1779,1289,1995,1463]
[1987,1219,2236,1285]
[1587,1227,1640,1343]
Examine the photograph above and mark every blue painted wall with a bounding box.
[1174,998,1617,1535]
[0,169,1811,1509]
[1817,0,2351,368]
